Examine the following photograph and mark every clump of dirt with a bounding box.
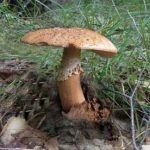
[0,59,131,149]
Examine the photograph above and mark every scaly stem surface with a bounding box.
[57,46,85,112]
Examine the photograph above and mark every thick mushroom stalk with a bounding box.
[57,46,85,112]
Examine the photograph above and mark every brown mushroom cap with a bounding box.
[21,27,117,57]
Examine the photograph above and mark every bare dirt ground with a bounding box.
[0,59,132,150]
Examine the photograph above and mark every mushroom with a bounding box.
[21,27,117,112]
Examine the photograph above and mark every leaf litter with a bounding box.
[0,59,132,150]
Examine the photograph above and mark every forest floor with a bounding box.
[0,59,132,149]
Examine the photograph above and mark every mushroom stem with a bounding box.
[57,46,85,112]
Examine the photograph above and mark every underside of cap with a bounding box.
[21,27,117,58]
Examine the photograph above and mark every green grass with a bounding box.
[0,0,150,145]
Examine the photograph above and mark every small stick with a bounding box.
[111,0,121,18]
[128,67,145,150]
[37,114,46,129]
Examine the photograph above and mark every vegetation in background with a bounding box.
[0,0,150,148]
